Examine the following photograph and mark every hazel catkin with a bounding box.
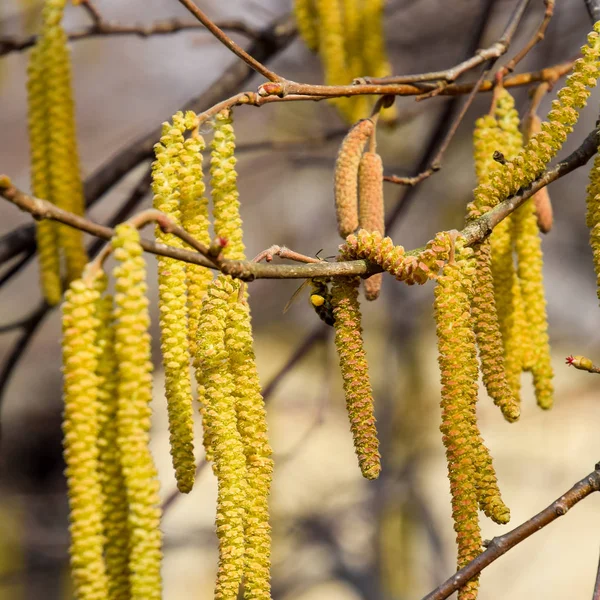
[335,119,375,238]
[331,276,380,479]
[111,224,162,600]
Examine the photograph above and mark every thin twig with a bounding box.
[592,546,600,600]
[358,0,531,86]
[421,464,600,600]
[176,0,282,82]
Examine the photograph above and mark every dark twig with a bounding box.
[592,546,600,600]
[0,248,35,289]
[421,464,600,600]
[584,0,600,24]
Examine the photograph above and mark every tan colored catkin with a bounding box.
[335,119,375,238]
[358,150,385,300]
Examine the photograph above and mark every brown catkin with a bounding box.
[335,119,375,238]
[358,151,385,301]
[331,276,380,479]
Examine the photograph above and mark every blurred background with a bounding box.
[1,0,600,598]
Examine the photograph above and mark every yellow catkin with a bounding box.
[61,272,109,600]
[335,119,375,238]
[586,153,600,301]
[95,291,131,600]
[294,0,319,52]
[358,151,385,301]
[152,111,196,493]
[473,24,600,212]
[469,110,520,421]
[211,109,245,261]
[27,40,61,305]
[180,130,213,357]
[195,275,247,599]
[331,276,380,479]
[42,0,88,284]
[342,228,452,285]
[226,298,273,600]
[111,224,162,600]
[512,198,554,409]
[434,240,482,600]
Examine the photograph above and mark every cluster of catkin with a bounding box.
[294,0,395,122]
[61,109,272,600]
[28,0,87,306]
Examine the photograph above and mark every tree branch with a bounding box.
[421,463,600,600]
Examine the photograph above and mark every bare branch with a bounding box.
[422,464,600,600]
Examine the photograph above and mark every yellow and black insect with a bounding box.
[284,277,335,327]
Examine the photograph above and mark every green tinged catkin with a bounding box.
[294,0,319,52]
[470,109,520,422]
[111,224,162,600]
[95,292,131,600]
[28,0,88,303]
[152,111,196,493]
[335,119,375,238]
[358,151,385,300]
[211,109,245,261]
[62,272,109,600]
[195,275,248,599]
[226,298,273,600]
[331,276,381,479]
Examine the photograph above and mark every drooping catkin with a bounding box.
[211,109,245,261]
[331,276,380,480]
[358,151,385,300]
[195,275,248,599]
[95,292,131,600]
[61,272,109,600]
[41,0,88,285]
[27,41,61,306]
[226,298,273,600]
[180,130,213,357]
[473,24,600,212]
[335,119,375,238]
[294,0,319,52]
[111,224,162,600]
[152,111,196,493]
[434,240,482,600]
[469,109,520,422]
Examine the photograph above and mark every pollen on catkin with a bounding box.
[434,239,482,600]
[195,274,248,599]
[586,153,600,302]
[211,109,245,261]
[226,297,273,600]
[152,110,196,493]
[335,119,375,238]
[61,272,109,600]
[358,151,385,300]
[331,276,380,479]
[111,224,162,600]
[95,290,131,600]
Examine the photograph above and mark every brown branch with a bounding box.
[175,0,281,82]
[356,0,531,86]
[2,122,598,281]
[593,546,600,600]
[0,18,258,57]
[421,464,600,600]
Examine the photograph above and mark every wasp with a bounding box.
[284,277,335,327]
